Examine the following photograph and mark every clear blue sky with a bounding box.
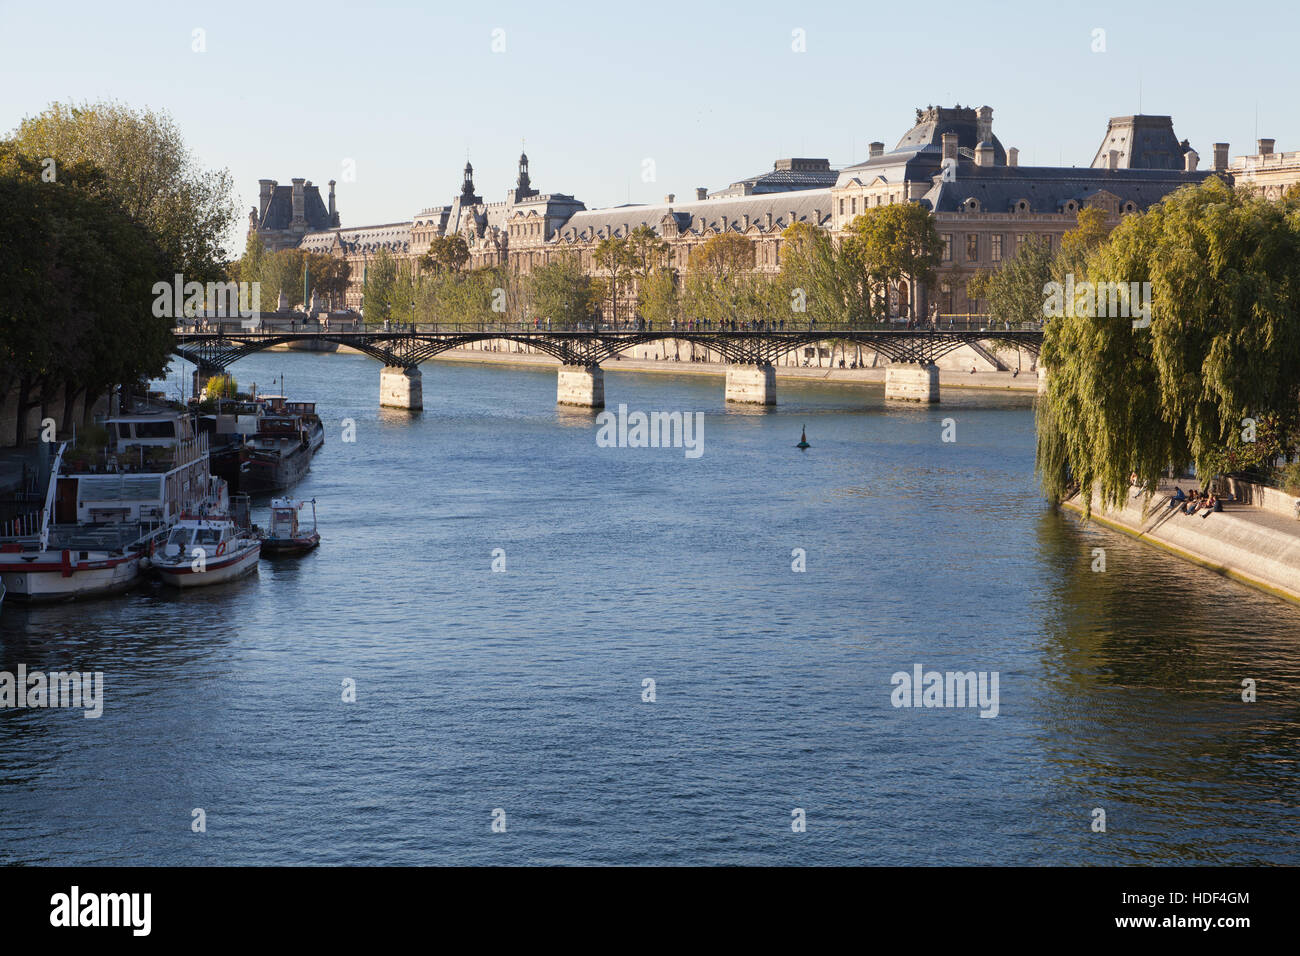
[2,0,1292,254]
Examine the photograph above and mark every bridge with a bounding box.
[172,324,1044,409]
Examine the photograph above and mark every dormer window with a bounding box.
[1063,200,1079,214]
[964,197,981,213]
[1015,199,1030,213]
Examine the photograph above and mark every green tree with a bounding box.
[7,100,238,280]
[842,204,943,317]
[593,236,631,326]
[0,156,171,439]
[361,248,399,324]
[527,254,598,328]
[1037,178,1300,512]
[981,237,1054,328]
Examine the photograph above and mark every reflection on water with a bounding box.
[0,353,1296,865]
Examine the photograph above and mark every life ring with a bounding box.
[215,541,226,557]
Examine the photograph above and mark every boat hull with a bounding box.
[0,553,144,603]
[155,543,261,588]
[261,533,320,556]
[239,445,311,495]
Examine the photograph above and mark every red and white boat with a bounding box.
[151,510,261,587]
[0,406,217,602]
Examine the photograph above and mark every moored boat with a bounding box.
[151,507,261,587]
[0,403,218,603]
[261,498,320,556]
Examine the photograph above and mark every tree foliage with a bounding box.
[1037,178,1300,512]
[7,100,238,281]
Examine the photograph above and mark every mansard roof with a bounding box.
[714,158,839,196]
[920,165,1214,215]
[554,189,833,241]
[300,222,411,255]
[259,183,333,231]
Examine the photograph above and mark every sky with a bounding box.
[1,0,1294,255]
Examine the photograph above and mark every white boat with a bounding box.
[151,512,261,587]
[0,404,217,602]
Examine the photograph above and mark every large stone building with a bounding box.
[1227,138,1300,199]
[252,105,1233,318]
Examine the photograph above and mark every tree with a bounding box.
[361,248,399,324]
[7,100,238,281]
[527,254,598,328]
[637,267,680,329]
[689,233,755,276]
[0,153,171,439]
[779,222,866,327]
[593,236,631,326]
[423,234,470,276]
[981,237,1053,328]
[1037,178,1300,513]
[842,204,943,317]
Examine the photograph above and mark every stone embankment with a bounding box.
[1064,481,1300,604]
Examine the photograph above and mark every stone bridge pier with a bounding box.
[557,365,605,408]
[380,366,423,410]
[884,362,940,402]
[724,363,776,405]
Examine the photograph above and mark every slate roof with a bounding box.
[920,164,1214,214]
[299,222,412,255]
[258,183,333,231]
[554,189,834,241]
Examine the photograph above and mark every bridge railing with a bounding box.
[175,316,1042,336]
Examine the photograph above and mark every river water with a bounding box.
[1,350,1297,865]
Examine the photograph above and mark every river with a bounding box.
[1,350,1297,865]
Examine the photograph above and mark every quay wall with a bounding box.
[1063,487,1300,605]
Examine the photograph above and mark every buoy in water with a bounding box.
[797,425,810,450]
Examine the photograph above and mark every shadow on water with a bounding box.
[1028,507,1300,864]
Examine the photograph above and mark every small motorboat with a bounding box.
[261,498,320,556]
[151,510,261,587]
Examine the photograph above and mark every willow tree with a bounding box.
[1037,178,1300,514]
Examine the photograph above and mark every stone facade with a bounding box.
[252,105,1239,320]
[1228,139,1300,200]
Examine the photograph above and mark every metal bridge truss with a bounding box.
[173,329,1043,374]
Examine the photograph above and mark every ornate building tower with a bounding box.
[460,161,481,204]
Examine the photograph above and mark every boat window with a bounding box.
[135,421,176,438]
[195,529,222,547]
[167,528,193,546]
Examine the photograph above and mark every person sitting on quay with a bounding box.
[1184,490,1205,515]
[1201,493,1223,517]
[1168,486,1186,509]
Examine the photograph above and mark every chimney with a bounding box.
[975,143,995,167]
[1258,138,1275,156]
[664,193,675,203]
[868,141,884,158]
[743,214,750,230]
[291,178,306,224]
[1107,150,1119,171]
[789,209,798,226]
[328,180,337,224]
[976,105,994,145]
[1184,148,1199,172]
[941,133,958,164]
[696,187,708,200]
[813,208,821,224]
[1008,147,1019,168]
[765,211,773,229]
[721,215,728,231]
[1212,143,1229,171]
[258,179,275,219]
